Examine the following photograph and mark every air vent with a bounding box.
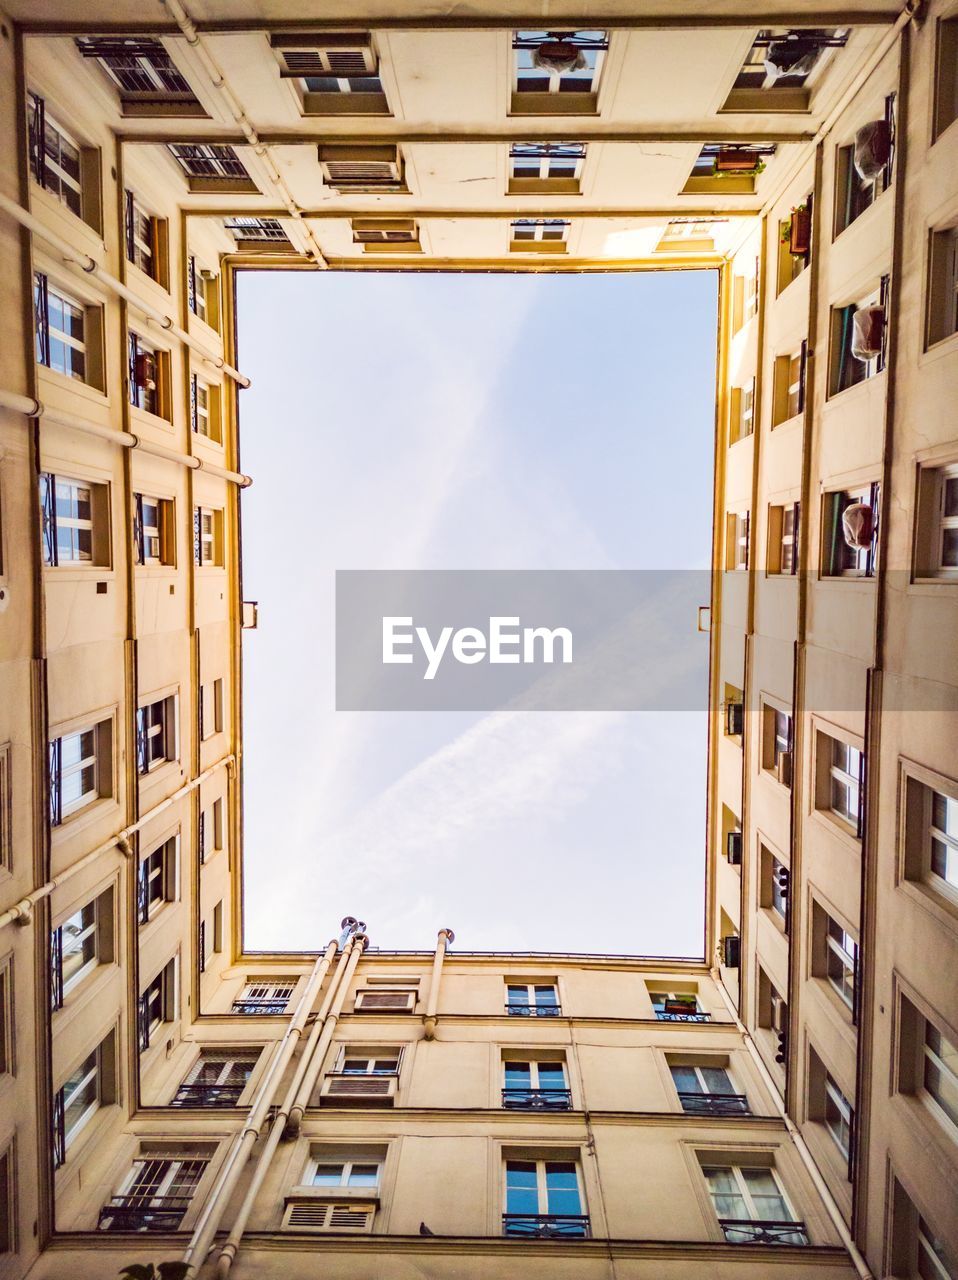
[271,32,377,78]
[284,1200,374,1232]
[354,990,416,1012]
[322,1075,396,1105]
[318,145,404,193]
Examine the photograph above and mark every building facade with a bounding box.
[0,1,954,1278]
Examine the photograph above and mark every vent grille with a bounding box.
[318,145,404,192]
[326,1076,392,1096]
[272,33,377,78]
[285,1200,374,1232]
[356,991,414,1010]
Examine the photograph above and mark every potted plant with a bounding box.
[783,204,811,256]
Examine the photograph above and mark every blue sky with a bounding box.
[237,269,717,955]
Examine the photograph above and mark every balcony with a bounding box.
[655,1008,711,1023]
[98,1196,191,1232]
[503,1213,591,1239]
[230,997,290,1015]
[718,1218,809,1245]
[502,1088,573,1111]
[678,1091,750,1116]
[170,1082,245,1107]
[505,1003,562,1017]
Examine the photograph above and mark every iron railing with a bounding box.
[678,1091,750,1116]
[505,1003,562,1017]
[98,1196,192,1232]
[503,1213,591,1239]
[655,1010,711,1023]
[718,1218,809,1246]
[502,1088,573,1111]
[230,997,291,1015]
[170,1081,245,1108]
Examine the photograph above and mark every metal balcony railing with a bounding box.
[505,1003,562,1017]
[98,1196,192,1232]
[718,1218,809,1245]
[655,1009,711,1023]
[230,997,290,1015]
[503,1213,591,1239]
[502,1088,573,1111]
[677,1091,750,1116]
[169,1082,245,1107]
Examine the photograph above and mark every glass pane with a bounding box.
[348,1164,380,1186]
[940,527,958,566]
[545,1162,580,1215]
[925,1025,958,1129]
[704,1166,747,1219]
[504,1062,531,1088]
[63,1051,98,1135]
[743,1168,789,1220]
[537,1062,566,1089]
[311,1163,344,1185]
[944,477,958,519]
[670,1065,700,1093]
[505,1161,539,1214]
[700,1066,734,1094]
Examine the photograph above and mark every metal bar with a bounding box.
[122,127,818,145]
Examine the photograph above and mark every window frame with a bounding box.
[49,719,112,826]
[136,694,178,776]
[821,483,880,579]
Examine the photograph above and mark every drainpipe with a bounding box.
[180,938,339,1279]
[0,755,234,930]
[423,927,455,1040]
[285,930,368,1137]
[0,388,252,487]
[158,0,328,270]
[0,191,249,386]
[214,926,368,1279]
[711,971,875,1280]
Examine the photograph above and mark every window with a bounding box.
[759,844,789,926]
[136,694,178,775]
[506,983,560,1016]
[53,1034,115,1167]
[51,891,113,1007]
[76,36,202,115]
[922,1021,958,1134]
[338,1052,400,1075]
[224,216,292,248]
[318,145,405,193]
[270,32,389,115]
[39,473,109,567]
[816,904,859,1011]
[199,797,224,864]
[193,507,224,567]
[191,374,221,441]
[322,1048,401,1104]
[777,198,813,294]
[200,679,223,741]
[834,97,895,236]
[927,227,958,348]
[915,461,958,579]
[902,772,958,909]
[133,493,174,567]
[503,1156,588,1238]
[729,379,755,444]
[758,969,789,1065]
[138,959,176,1052]
[34,274,92,384]
[0,1141,14,1253]
[0,745,9,876]
[762,704,793,787]
[669,1062,748,1115]
[816,732,864,835]
[830,278,889,394]
[27,93,99,227]
[167,143,256,192]
[772,343,807,425]
[933,18,958,141]
[724,684,744,739]
[808,1050,854,1166]
[702,1162,807,1244]
[511,30,607,113]
[187,257,219,330]
[898,993,958,1149]
[684,142,775,194]
[48,719,112,825]
[722,27,848,112]
[510,219,570,252]
[649,990,709,1022]
[508,142,586,193]
[98,1148,210,1232]
[308,1157,381,1188]
[503,1059,571,1110]
[724,807,742,867]
[725,511,750,570]
[171,1050,258,1107]
[350,219,421,253]
[231,979,296,1014]
[822,483,880,578]
[138,836,177,924]
[658,218,723,254]
[128,331,169,418]
[768,502,800,575]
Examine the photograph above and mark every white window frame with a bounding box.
[41,280,87,382]
[506,982,560,1014]
[137,695,177,774]
[513,30,607,97]
[503,1059,568,1090]
[919,1216,958,1280]
[29,97,83,215]
[922,1020,958,1135]
[335,1049,401,1076]
[502,1156,585,1217]
[59,1048,100,1151]
[305,1156,383,1188]
[56,901,98,996]
[669,1062,735,1095]
[932,464,958,577]
[828,737,862,829]
[703,1162,799,1224]
[127,192,155,277]
[193,376,211,436]
[824,916,857,1009]
[233,979,296,1012]
[57,726,99,816]
[823,1073,853,1158]
[509,142,586,180]
[117,1153,209,1204]
[929,786,958,896]
[510,219,569,243]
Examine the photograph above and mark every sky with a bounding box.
[236,269,717,956]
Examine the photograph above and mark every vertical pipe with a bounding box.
[180,940,338,1278]
[423,927,454,1039]
[214,931,367,1278]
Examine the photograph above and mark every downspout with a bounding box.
[0,191,248,385]
[712,973,875,1280]
[158,0,329,270]
[423,927,454,1040]
[285,931,367,1136]
[214,928,368,1279]
[179,938,339,1279]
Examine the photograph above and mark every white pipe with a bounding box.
[214,933,366,1278]
[0,388,252,487]
[0,755,234,930]
[181,940,340,1278]
[423,927,454,1039]
[0,190,250,387]
[711,971,875,1279]
[159,0,328,270]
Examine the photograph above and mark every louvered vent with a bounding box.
[318,145,404,192]
[271,33,377,78]
[355,990,415,1011]
[326,1076,393,1097]
[285,1200,374,1232]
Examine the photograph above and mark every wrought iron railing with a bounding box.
[170,1082,245,1108]
[230,997,291,1015]
[718,1218,809,1246]
[503,1213,591,1239]
[654,1010,711,1023]
[678,1091,750,1116]
[505,1003,562,1017]
[502,1088,573,1111]
[98,1196,192,1232]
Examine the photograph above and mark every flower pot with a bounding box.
[716,150,762,172]
[788,208,811,256]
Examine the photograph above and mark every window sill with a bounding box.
[825,371,885,406]
[809,809,861,854]
[42,566,115,582]
[37,364,108,403]
[52,795,119,841]
[30,183,106,251]
[921,326,958,365]
[831,184,891,244]
[895,875,958,938]
[54,1103,118,1185]
[125,262,171,299]
[288,1185,381,1204]
[129,405,174,433]
[815,574,876,591]
[770,413,802,432]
